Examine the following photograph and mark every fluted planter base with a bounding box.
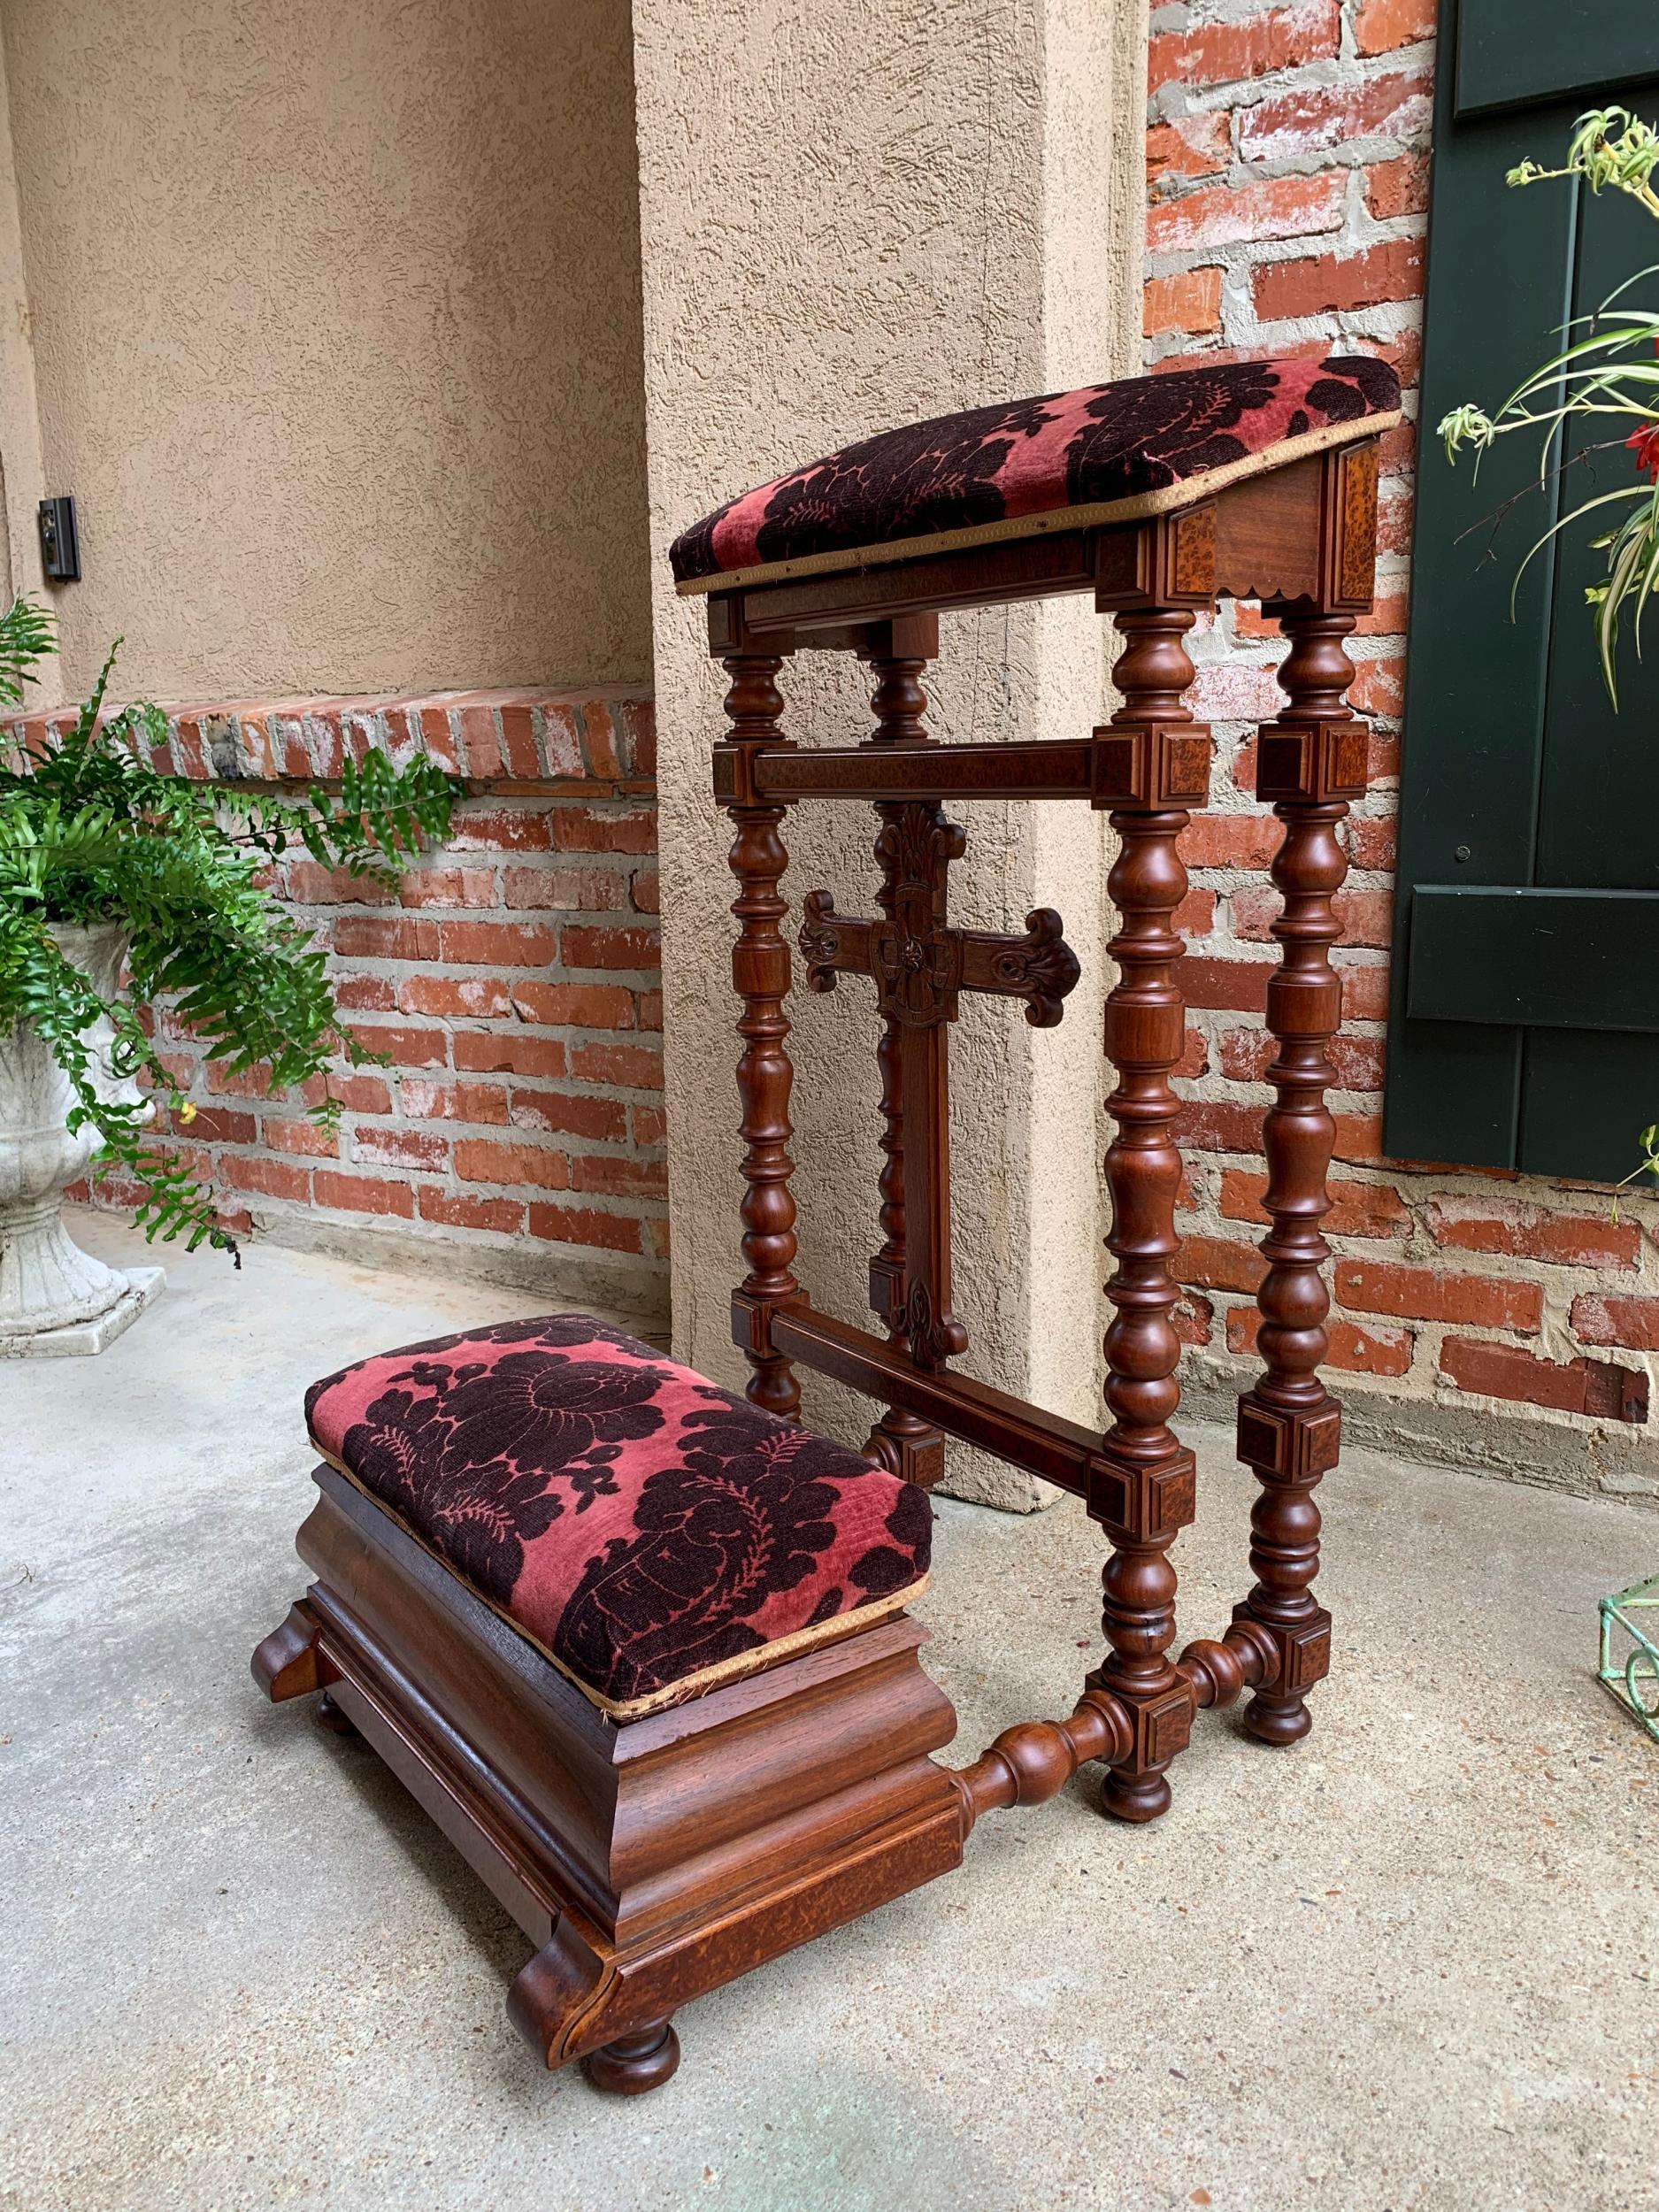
[0,1194,163,1356]
[0,922,165,1356]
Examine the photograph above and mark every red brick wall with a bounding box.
[1145,0,1659,1485]
[15,687,668,1313]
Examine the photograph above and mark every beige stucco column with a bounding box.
[0,28,59,700]
[633,0,1148,1507]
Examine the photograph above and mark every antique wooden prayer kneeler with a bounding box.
[255,354,1399,2094]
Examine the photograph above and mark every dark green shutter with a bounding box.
[1383,0,1659,1183]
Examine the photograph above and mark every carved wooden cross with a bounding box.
[799,797,1079,1368]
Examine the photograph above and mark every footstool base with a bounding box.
[254,1466,962,2090]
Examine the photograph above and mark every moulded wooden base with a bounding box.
[252,1468,964,2091]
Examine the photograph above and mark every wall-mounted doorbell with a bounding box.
[38,495,80,582]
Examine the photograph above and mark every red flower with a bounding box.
[1627,423,1659,480]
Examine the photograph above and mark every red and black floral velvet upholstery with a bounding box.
[304,1315,931,1719]
[671,352,1401,591]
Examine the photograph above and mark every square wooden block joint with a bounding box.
[1280,1612,1333,1692]
[1086,1672,1195,1770]
[1236,1397,1342,1481]
[868,1256,902,1324]
[886,1429,947,1491]
[711,741,794,809]
[730,1287,803,1357]
[1256,720,1368,806]
[1090,724,1212,811]
[1233,1603,1333,1694]
[1086,1447,1198,1539]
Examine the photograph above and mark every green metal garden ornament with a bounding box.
[1598,1572,1659,1743]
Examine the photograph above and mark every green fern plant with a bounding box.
[0,596,462,1256]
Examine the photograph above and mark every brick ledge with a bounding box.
[6,685,657,794]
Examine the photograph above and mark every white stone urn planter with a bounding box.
[0,921,163,1356]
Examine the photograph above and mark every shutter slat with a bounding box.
[1407,887,1659,1033]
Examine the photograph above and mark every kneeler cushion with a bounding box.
[304,1314,932,1720]
[670,350,1401,590]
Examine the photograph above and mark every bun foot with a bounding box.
[1100,1770,1171,1824]
[586,2020,680,2096]
[1242,1692,1312,1747]
[314,1689,358,1737]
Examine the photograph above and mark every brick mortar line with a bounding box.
[1154,57,1435,133]
[1175,1202,1657,1288]
[1151,140,1433,200]
[277,1078,668,1109]
[200,1165,673,1200]
[242,1194,672,1239]
[1187,1333,1642,1415]
[182,1117,666,1154]
[232,1164,672,1207]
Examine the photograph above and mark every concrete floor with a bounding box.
[3,1214,1657,2212]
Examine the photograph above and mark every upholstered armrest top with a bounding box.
[670,351,1400,594]
[304,1313,931,1720]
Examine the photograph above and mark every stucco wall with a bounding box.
[0,26,50,639]
[0,0,651,703]
[633,0,1148,1507]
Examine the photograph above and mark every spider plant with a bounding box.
[1439,105,1659,707]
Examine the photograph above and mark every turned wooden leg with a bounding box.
[724,651,803,1418]
[1087,608,1212,1821]
[586,2020,681,2096]
[1229,604,1367,1746]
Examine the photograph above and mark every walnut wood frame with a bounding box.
[717,434,1377,1808]
[254,435,1379,2097]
